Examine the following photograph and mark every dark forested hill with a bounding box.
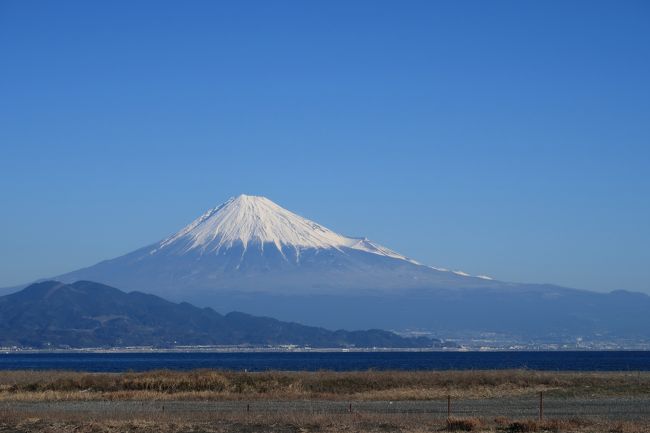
[0,281,438,349]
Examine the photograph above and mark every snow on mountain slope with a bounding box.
[151,195,418,264]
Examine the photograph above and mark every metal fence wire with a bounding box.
[3,394,648,422]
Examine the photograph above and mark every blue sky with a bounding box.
[1,1,649,292]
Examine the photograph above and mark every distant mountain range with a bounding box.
[0,281,439,349]
[5,194,650,344]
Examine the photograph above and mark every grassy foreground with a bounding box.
[0,412,648,433]
[1,370,649,432]
[0,369,649,401]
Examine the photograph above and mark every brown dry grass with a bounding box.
[0,369,648,402]
[0,410,648,433]
[446,417,483,431]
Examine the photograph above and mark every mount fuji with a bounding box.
[37,195,650,342]
[57,195,500,296]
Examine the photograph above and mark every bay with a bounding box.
[0,351,649,372]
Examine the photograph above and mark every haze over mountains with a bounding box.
[0,281,437,349]
[11,194,650,344]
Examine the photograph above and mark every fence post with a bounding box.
[447,395,451,421]
[349,403,352,413]
[539,391,543,422]
[247,403,250,413]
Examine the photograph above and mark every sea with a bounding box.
[0,351,649,372]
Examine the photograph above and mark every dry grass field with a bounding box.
[0,370,649,432]
[0,411,648,433]
[0,369,648,401]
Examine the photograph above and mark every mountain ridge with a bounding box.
[0,280,439,349]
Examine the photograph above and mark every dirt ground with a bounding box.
[1,397,649,433]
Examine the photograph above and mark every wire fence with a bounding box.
[237,395,650,421]
[3,394,648,422]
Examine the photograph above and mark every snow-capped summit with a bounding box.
[151,194,414,263]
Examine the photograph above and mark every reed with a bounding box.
[1,369,648,401]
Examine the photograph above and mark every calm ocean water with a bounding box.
[0,351,649,372]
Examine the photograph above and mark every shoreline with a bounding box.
[2,347,650,354]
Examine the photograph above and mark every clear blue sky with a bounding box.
[1,1,649,292]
